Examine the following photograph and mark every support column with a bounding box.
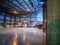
[3,14,6,28]
[42,2,47,33]
[10,15,12,27]
[14,16,17,27]
[30,15,31,24]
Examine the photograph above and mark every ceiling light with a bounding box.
[14,11,17,13]
[25,9,31,12]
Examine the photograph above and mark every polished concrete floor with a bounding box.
[0,28,44,45]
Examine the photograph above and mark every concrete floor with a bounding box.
[0,28,45,45]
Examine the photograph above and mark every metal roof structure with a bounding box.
[0,0,46,15]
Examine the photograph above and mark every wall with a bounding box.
[47,0,60,45]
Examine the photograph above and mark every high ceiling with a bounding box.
[0,0,46,15]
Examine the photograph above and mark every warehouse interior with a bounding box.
[0,0,47,45]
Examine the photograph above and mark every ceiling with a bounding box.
[0,0,46,15]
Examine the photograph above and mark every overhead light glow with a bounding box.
[25,9,31,12]
[12,11,20,15]
[14,11,17,13]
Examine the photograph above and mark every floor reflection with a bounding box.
[13,34,17,45]
[0,28,43,45]
[23,33,26,43]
